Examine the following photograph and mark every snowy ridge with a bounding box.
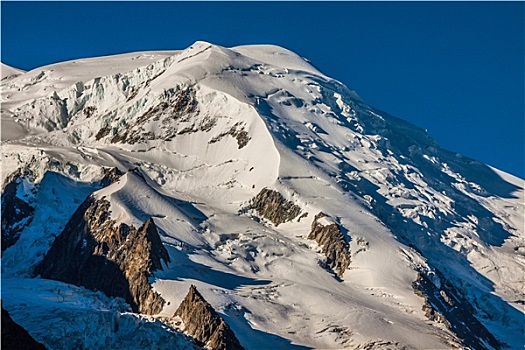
[1,63,25,81]
[1,41,523,349]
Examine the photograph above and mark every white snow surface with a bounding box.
[1,41,523,349]
[1,63,25,80]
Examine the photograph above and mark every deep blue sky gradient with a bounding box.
[2,2,523,178]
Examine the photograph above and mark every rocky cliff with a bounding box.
[1,169,36,252]
[175,285,244,350]
[34,196,170,314]
[308,213,351,278]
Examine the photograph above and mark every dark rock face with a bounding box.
[34,196,170,314]
[249,188,301,226]
[308,213,350,278]
[413,269,503,350]
[1,305,46,349]
[175,285,244,350]
[1,169,36,252]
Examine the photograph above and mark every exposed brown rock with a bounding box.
[1,169,36,252]
[95,124,111,140]
[177,115,218,136]
[1,305,46,349]
[170,86,198,116]
[99,167,124,187]
[83,105,97,118]
[34,196,170,314]
[175,285,244,350]
[249,188,301,226]
[308,212,350,278]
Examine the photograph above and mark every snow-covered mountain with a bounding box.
[1,41,523,350]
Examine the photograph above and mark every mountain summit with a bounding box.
[2,41,523,349]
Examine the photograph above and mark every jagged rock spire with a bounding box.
[175,285,244,350]
[34,195,170,314]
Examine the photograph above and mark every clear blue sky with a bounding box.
[2,2,523,178]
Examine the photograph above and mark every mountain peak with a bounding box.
[1,41,523,349]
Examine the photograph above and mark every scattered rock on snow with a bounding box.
[209,122,251,149]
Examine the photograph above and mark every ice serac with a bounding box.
[175,285,244,350]
[1,168,36,252]
[34,195,170,314]
[308,212,351,278]
[249,188,302,226]
[1,305,46,349]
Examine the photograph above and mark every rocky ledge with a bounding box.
[175,285,244,350]
[34,196,170,314]
[308,213,351,278]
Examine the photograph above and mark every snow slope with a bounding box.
[1,63,25,80]
[1,41,523,349]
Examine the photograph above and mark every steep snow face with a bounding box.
[1,41,523,349]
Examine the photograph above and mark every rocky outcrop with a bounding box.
[248,188,301,226]
[2,305,46,349]
[1,169,36,252]
[109,86,199,144]
[413,268,503,349]
[308,213,350,278]
[99,167,124,187]
[175,285,244,350]
[34,196,170,314]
